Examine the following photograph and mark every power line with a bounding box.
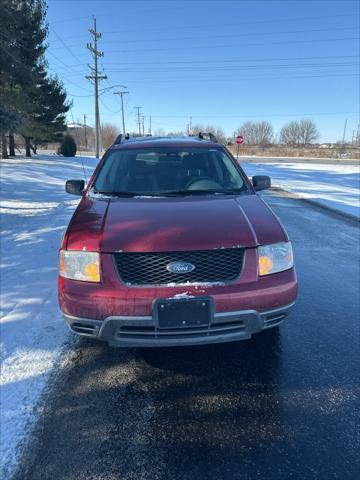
[99,97,121,114]
[50,15,93,25]
[78,13,358,36]
[53,55,359,70]
[59,59,359,71]
[59,36,359,59]
[49,25,87,68]
[50,26,358,50]
[55,60,360,79]
[60,61,358,76]
[67,91,96,98]
[102,36,359,54]
[48,2,207,25]
[0,31,92,93]
[81,72,358,85]
[153,111,360,119]
[67,72,358,97]
[81,110,359,119]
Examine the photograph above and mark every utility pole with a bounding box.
[148,116,152,135]
[341,118,348,147]
[134,106,142,136]
[85,17,107,158]
[83,114,88,148]
[189,116,192,133]
[113,89,129,135]
[141,116,145,136]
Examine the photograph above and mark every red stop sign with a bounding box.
[236,135,244,145]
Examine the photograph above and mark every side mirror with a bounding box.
[252,175,271,191]
[65,179,85,196]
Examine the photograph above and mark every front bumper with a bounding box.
[63,302,294,347]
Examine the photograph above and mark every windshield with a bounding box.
[91,147,248,196]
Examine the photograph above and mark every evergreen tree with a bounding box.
[0,103,22,158]
[0,0,70,157]
[60,134,77,157]
[19,73,70,155]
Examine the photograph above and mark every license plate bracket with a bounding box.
[154,297,214,329]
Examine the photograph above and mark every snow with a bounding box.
[242,162,360,219]
[0,154,98,479]
[161,281,224,288]
[169,292,195,299]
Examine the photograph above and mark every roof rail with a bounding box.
[198,132,218,143]
[114,133,130,144]
[114,134,122,144]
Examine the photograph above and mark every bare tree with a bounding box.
[100,122,120,149]
[70,125,95,150]
[153,128,165,136]
[280,119,319,145]
[191,124,226,144]
[166,130,186,137]
[297,119,319,144]
[235,121,274,146]
[279,121,300,145]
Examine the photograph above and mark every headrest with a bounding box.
[182,153,207,169]
[158,154,181,162]
[129,160,148,172]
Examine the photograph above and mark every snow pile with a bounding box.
[0,154,98,479]
[242,162,360,219]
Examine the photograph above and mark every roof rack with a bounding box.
[113,133,218,146]
[114,133,130,145]
[197,132,218,143]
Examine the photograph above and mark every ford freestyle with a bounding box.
[59,134,297,347]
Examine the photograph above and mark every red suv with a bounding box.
[59,134,297,347]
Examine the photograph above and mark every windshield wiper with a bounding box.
[91,188,248,198]
[92,189,138,197]
[92,189,173,198]
[156,189,247,196]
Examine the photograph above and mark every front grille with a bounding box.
[114,248,245,285]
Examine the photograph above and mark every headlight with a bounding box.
[258,242,293,276]
[59,250,100,282]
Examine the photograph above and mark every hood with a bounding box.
[65,194,287,252]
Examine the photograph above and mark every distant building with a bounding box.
[66,123,84,131]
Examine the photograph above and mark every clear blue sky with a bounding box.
[46,0,359,142]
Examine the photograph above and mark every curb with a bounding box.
[270,187,360,223]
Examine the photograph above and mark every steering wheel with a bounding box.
[186,177,223,190]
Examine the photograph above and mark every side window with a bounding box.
[209,151,224,183]
[216,151,244,188]
[94,155,118,191]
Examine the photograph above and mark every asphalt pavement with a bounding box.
[14,191,360,480]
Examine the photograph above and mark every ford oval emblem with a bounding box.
[166,261,195,274]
